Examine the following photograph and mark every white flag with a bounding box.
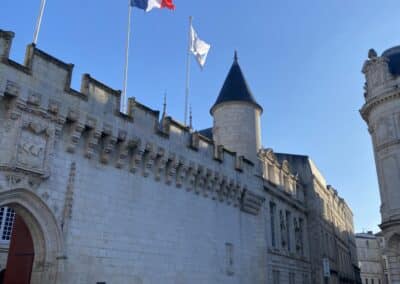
[190,25,211,68]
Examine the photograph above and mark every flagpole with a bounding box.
[33,0,47,44]
[122,1,133,113]
[184,16,193,126]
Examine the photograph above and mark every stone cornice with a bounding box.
[380,218,400,231]
[262,179,307,214]
[360,88,400,122]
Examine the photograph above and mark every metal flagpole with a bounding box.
[122,1,133,113]
[33,0,47,44]
[184,16,193,126]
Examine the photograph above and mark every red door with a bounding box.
[3,215,34,284]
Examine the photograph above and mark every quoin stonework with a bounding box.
[0,29,360,284]
[361,47,400,284]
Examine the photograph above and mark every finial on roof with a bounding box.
[189,105,193,129]
[162,91,167,119]
[368,49,377,59]
[234,50,238,63]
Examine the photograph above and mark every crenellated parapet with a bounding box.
[0,29,265,215]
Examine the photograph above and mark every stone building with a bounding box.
[361,47,400,283]
[356,231,389,284]
[0,29,358,283]
[275,154,360,284]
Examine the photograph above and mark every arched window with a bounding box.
[0,207,15,243]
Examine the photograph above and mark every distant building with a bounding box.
[361,47,400,283]
[276,154,360,284]
[0,29,359,283]
[356,231,390,284]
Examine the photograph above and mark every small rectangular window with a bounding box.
[302,273,309,284]
[286,211,291,251]
[0,207,15,243]
[273,270,280,284]
[289,272,295,284]
[225,243,234,276]
[270,202,276,247]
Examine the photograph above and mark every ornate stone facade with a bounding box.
[0,29,358,283]
[275,154,360,284]
[361,47,400,284]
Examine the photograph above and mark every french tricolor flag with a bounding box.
[130,0,175,12]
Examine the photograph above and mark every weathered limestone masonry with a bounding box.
[361,47,400,283]
[1,26,364,284]
[0,30,268,283]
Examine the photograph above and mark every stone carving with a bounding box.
[85,129,101,159]
[142,143,155,177]
[175,161,186,188]
[153,148,166,182]
[363,57,392,90]
[194,166,204,194]
[164,154,177,185]
[204,169,213,197]
[212,173,220,200]
[66,122,84,153]
[100,135,117,164]
[27,92,41,106]
[48,100,60,114]
[368,49,377,59]
[128,139,142,174]
[61,162,76,234]
[15,120,53,175]
[115,141,129,169]
[186,162,197,192]
[4,172,41,192]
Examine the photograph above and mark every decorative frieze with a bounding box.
[186,162,197,192]
[61,162,76,234]
[153,147,166,181]
[13,119,55,177]
[100,135,117,164]
[129,139,143,174]
[164,154,177,185]
[142,143,155,177]
[175,159,186,188]
[85,129,101,159]
[66,121,84,153]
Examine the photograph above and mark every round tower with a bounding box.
[361,47,400,282]
[211,52,263,163]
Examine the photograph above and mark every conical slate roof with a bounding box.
[210,52,262,114]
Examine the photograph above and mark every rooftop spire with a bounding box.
[189,105,193,129]
[210,52,262,114]
[163,92,167,114]
[161,92,167,121]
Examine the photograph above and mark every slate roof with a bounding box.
[198,128,213,140]
[382,46,400,75]
[210,52,262,114]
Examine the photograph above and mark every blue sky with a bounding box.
[3,0,399,232]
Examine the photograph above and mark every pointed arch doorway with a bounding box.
[0,188,64,284]
[3,213,35,284]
